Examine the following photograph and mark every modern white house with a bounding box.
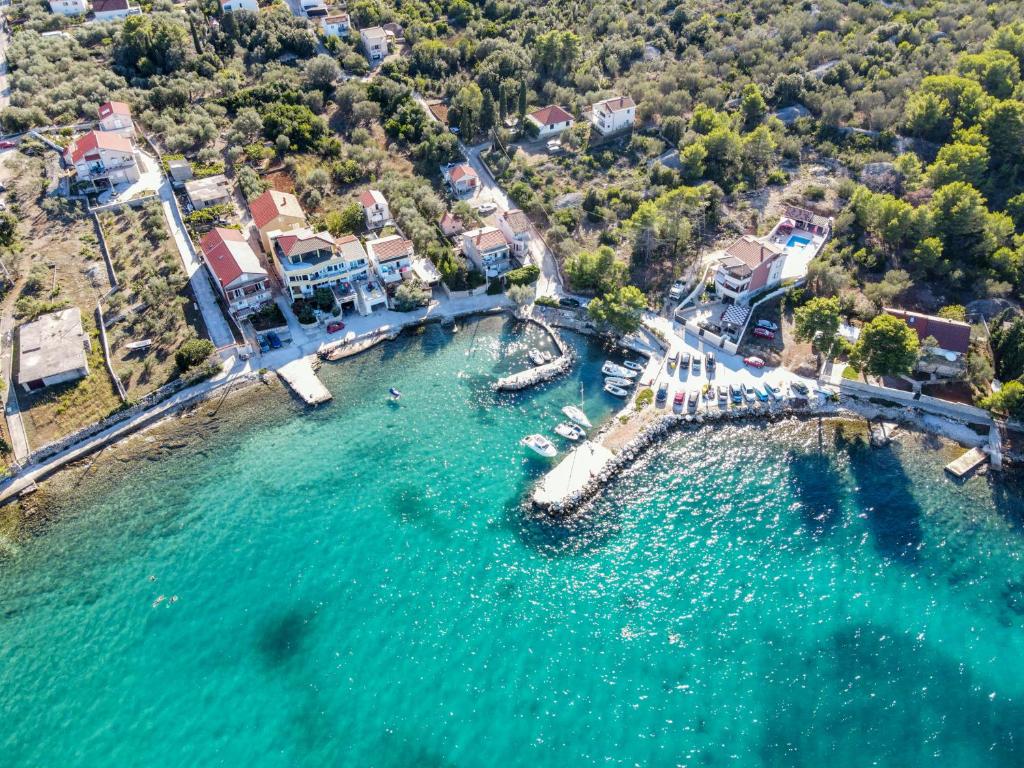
[199,228,271,319]
[64,130,140,187]
[359,189,391,229]
[526,105,575,138]
[271,228,355,301]
[366,234,414,285]
[92,0,140,21]
[220,0,259,11]
[336,234,387,315]
[97,100,134,138]
[360,26,389,62]
[49,0,88,17]
[590,95,635,135]
[17,308,90,393]
[497,209,533,259]
[444,163,479,196]
[320,10,350,36]
[461,227,512,279]
[185,174,232,210]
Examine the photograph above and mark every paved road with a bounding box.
[158,180,236,349]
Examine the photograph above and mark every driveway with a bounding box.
[0,314,28,463]
[158,180,235,349]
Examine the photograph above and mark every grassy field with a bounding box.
[0,151,124,449]
[99,204,208,400]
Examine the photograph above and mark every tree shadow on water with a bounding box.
[786,449,847,537]
[512,496,625,558]
[835,425,924,563]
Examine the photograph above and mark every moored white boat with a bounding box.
[561,405,592,428]
[528,349,547,366]
[604,376,633,387]
[623,360,645,372]
[604,383,629,397]
[554,422,586,441]
[521,433,557,457]
[602,361,637,378]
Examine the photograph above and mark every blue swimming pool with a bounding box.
[786,234,812,248]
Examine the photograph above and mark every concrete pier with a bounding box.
[532,441,614,507]
[945,446,988,479]
[278,357,332,405]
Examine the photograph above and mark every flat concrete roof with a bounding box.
[18,307,88,385]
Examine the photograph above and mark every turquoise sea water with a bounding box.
[2,315,1024,767]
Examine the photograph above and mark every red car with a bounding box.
[326,321,345,333]
[752,327,775,340]
[673,391,685,405]
[0,140,17,149]
[744,356,765,368]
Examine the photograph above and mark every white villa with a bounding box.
[497,209,533,259]
[366,234,414,285]
[49,0,88,15]
[199,228,271,319]
[271,228,355,302]
[221,0,259,11]
[65,130,140,187]
[590,95,635,135]
[526,105,575,138]
[462,227,512,279]
[320,10,350,36]
[359,189,391,229]
[335,234,388,315]
[360,27,389,62]
[92,0,140,21]
[185,174,232,210]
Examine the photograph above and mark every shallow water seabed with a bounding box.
[1,315,1023,768]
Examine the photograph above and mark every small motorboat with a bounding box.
[554,422,586,441]
[604,383,629,397]
[389,387,402,399]
[602,361,637,378]
[528,349,547,366]
[562,405,592,428]
[623,360,645,372]
[604,376,633,387]
[522,433,557,457]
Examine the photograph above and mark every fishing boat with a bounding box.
[554,422,586,441]
[604,383,629,397]
[561,405,592,428]
[521,433,557,457]
[623,360,645,372]
[604,376,633,387]
[389,387,402,399]
[602,361,637,378]
[528,349,547,366]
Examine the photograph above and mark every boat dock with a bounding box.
[945,446,988,479]
[278,357,332,405]
[532,441,614,507]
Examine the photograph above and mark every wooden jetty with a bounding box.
[945,447,988,479]
[278,357,332,405]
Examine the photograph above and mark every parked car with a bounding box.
[705,352,716,371]
[790,381,809,396]
[558,297,581,308]
[743,384,757,402]
[729,383,743,404]
[691,356,701,375]
[326,321,345,333]
[673,391,685,408]
[757,319,779,331]
[257,334,270,353]
[0,140,17,150]
[717,385,728,405]
[656,382,669,404]
[476,202,497,215]
[679,352,691,370]
[753,327,776,340]
[687,390,699,411]
[744,356,765,368]
[266,331,282,349]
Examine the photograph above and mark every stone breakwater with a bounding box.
[533,402,822,515]
[493,317,575,392]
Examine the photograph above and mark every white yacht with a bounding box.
[602,361,637,378]
[554,422,586,441]
[604,376,633,388]
[623,360,645,372]
[561,405,592,428]
[521,434,557,457]
[604,383,629,397]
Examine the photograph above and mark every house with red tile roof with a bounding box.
[97,101,134,137]
[590,95,635,135]
[444,163,479,196]
[884,308,971,375]
[359,189,391,229]
[714,235,785,304]
[526,105,575,138]
[64,130,139,187]
[249,189,307,254]
[461,226,512,278]
[199,228,271,318]
[92,0,139,21]
[366,234,414,285]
